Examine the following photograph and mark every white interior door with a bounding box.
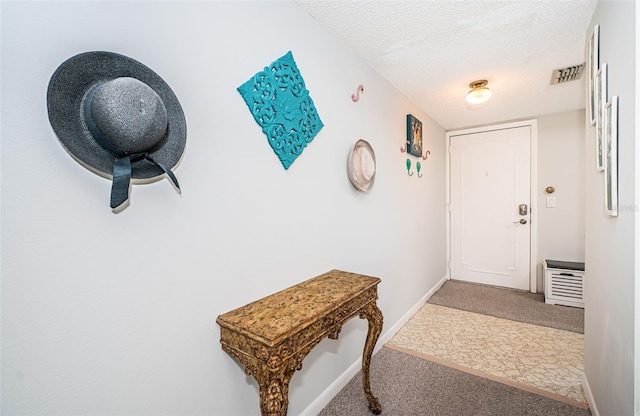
[449,126,531,290]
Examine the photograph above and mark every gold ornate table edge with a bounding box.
[216,269,384,416]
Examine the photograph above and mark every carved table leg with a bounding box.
[360,302,383,414]
[256,366,295,416]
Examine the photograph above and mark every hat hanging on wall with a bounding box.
[47,51,186,211]
[347,139,376,193]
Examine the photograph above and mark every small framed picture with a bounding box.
[603,96,618,217]
[588,24,600,126]
[595,63,607,171]
[406,114,423,158]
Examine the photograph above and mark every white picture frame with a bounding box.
[595,63,607,171]
[604,96,618,217]
[588,24,600,126]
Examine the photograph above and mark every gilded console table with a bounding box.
[216,269,383,416]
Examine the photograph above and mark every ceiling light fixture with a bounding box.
[466,80,492,104]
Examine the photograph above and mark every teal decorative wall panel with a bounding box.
[238,51,324,169]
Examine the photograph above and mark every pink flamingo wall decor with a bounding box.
[351,85,364,102]
[401,143,431,160]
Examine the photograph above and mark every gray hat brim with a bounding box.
[47,51,186,181]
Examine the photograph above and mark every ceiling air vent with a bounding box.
[550,63,585,85]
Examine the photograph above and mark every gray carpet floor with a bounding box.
[428,280,584,333]
[318,347,591,416]
[319,280,589,415]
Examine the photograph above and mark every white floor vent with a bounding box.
[544,259,585,308]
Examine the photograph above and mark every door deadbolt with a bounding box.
[519,204,528,216]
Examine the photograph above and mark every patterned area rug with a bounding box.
[387,303,587,408]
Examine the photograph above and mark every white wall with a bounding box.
[536,110,586,291]
[0,2,447,415]
[583,1,636,416]
[636,4,640,415]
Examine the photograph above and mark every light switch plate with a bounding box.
[546,196,556,208]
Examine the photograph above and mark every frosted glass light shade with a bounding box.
[465,80,492,104]
[466,86,492,104]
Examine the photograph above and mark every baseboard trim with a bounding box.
[298,354,361,416]
[300,275,449,415]
[582,372,600,416]
[378,274,448,346]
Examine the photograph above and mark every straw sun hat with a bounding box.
[47,51,186,210]
[347,140,376,193]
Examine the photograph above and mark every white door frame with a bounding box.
[446,119,538,293]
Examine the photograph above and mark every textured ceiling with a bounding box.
[295,0,598,130]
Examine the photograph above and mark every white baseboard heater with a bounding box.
[544,259,585,309]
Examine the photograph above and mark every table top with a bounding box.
[216,269,380,347]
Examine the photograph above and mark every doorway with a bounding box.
[446,120,538,292]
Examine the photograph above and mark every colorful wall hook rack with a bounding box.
[405,158,425,178]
